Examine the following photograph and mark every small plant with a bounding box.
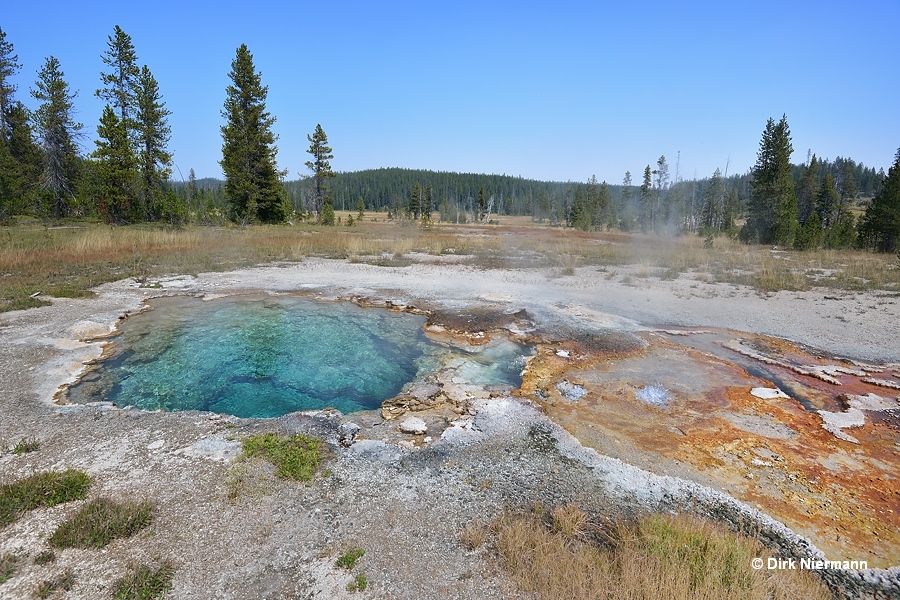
[460,521,488,550]
[550,503,588,540]
[335,547,365,570]
[346,573,368,592]
[36,567,74,598]
[12,437,40,455]
[34,550,56,565]
[0,553,20,584]
[49,498,153,549]
[242,432,325,481]
[0,470,90,527]
[111,560,176,600]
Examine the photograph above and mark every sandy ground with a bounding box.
[1,258,899,599]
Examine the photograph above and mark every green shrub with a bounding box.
[111,560,176,600]
[242,433,324,481]
[336,547,365,570]
[0,470,90,527]
[12,438,40,455]
[0,553,20,584]
[49,498,152,549]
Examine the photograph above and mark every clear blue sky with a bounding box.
[5,0,898,183]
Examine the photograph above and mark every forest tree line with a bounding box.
[1,26,898,252]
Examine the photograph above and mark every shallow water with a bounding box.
[67,295,529,418]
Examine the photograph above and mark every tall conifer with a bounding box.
[744,115,796,245]
[31,56,82,218]
[220,44,286,223]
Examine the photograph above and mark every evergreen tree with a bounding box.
[220,44,286,223]
[639,165,652,232]
[0,27,21,142]
[796,154,819,224]
[423,184,433,222]
[570,185,590,230]
[653,155,669,229]
[619,171,634,231]
[816,172,840,230]
[599,182,615,230]
[859,149,900,253]
[744,115,796,245]
[477,186,487,222]
[701,168,724,232]
[135,65,173,219]
[96,26,140,127]
[31,56,82,218]
[409,182,422,219]
[304,123,335,221]
[0,30,40,218]
[93,106,136,223]
[0,101,41,217]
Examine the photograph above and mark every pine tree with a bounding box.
[619,171,634,231]
[0,101,41,217]
[0,29,40,218]
[135,65,173,219]
[409,182,422,219]
[93,106,136,223]
[31,56,82,218]
[304,123,335,222]
[701,168,725,232]
[220,44,286,223]
[653,155,669,229]
[96,26,139,127]
[0,27,22,142]
[639,165,652,232]
[477,186,487,222]
[744,115,796,245]
[423,184,433,223]
[796,154,819,225]
[859,149,900,253]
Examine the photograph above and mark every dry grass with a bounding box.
[482,506,833,600]
[2,220,897,312]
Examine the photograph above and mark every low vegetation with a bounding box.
[0,553,19,585]
[346,573,368,592]
[36,567,75,598]
[111,560,176,600]
[335,547,365,570]
[11,437,40,455]
[469,505,832,600]
[242,432,325,481]
[2,219,897,313]
[48,498,153,549]
[0,469,90,527]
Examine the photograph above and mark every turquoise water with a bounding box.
[67,295,528,418]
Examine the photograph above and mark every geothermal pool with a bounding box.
[66,295,529,418]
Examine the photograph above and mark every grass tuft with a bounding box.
[0,553,20,584]
[346,573,368,592]
[336,547,365,570]
[483,507,833,600]
[111,560,176,600]
[48,498,153,549]
[12,437,40,455]
[242,432,325,481]
[0,470,90,527]
[36,567,75,598]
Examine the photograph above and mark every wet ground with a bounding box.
[517,326,900,568]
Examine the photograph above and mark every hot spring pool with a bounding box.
[66,295,530,418]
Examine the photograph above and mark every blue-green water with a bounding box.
[67,295,529,418]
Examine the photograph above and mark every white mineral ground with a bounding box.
[1,258,899,598]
